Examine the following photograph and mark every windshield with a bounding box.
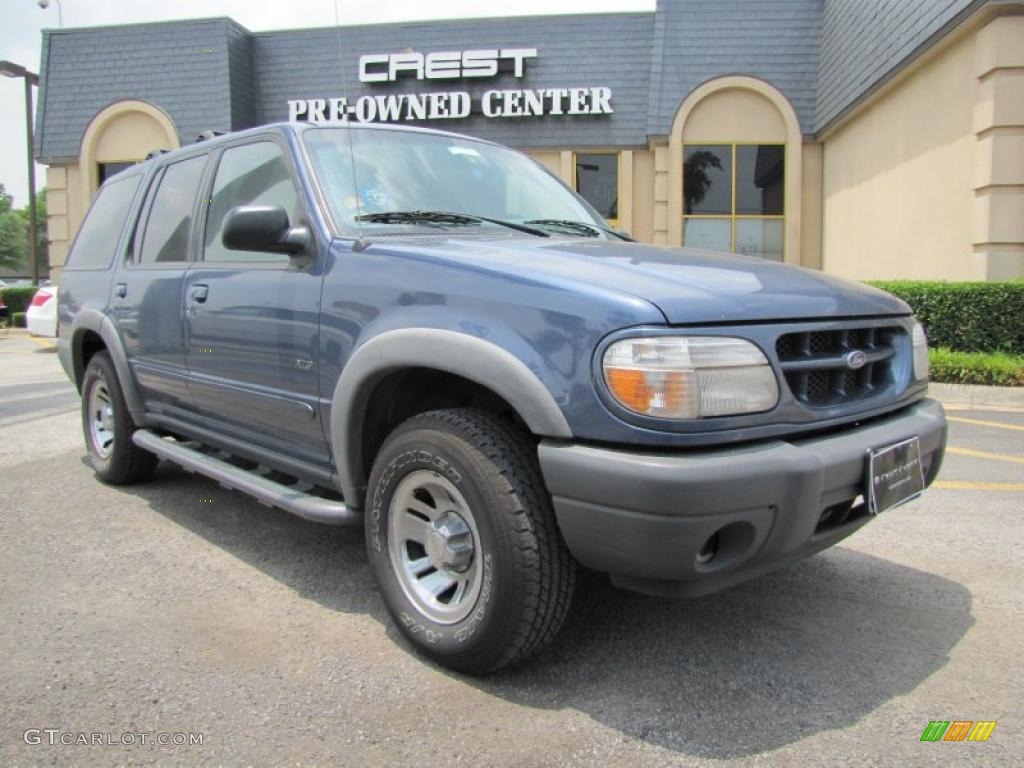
[303,127,608,236]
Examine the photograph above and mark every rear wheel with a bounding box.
[365,408,575,674]
[81,351,157,484]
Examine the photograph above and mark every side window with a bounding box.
[65,175,141,269]
[204,142,300,264]
[574,152,619,224]
[135,155,207,264]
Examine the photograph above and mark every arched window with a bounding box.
[79,100,180,202]
[668,77,803,264]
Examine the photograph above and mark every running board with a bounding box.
[132,429,360,526]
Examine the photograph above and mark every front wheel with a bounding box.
[81,351,157,485]
[365,408,575,674]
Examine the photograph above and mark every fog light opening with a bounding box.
[696,532,720,565]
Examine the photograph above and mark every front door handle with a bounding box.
[189,284,209,303]
[114,282,127,299]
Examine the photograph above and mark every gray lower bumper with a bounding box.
[538,398,947,597]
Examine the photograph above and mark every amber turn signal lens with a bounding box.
[606,368,651,412]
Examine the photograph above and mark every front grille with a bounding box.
[776,325,904,407]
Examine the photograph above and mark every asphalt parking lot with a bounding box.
[1,332,1021,767]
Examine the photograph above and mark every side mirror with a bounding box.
[222,205,311,256]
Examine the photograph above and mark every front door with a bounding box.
[183,138,330,467]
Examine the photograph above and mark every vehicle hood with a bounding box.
[362,236,911,324]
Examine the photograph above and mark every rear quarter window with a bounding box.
[135,155,207,264]
[65,174,142,269]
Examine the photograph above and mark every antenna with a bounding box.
[333,0,350,122]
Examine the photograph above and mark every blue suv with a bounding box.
[57,122,947,673]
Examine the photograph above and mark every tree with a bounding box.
[0,184,28,271]
[683,150,724,215]
[16,188,49,277]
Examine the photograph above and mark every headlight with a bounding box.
[912,320,929,380]
[602,336,778,419]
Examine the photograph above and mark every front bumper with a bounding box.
[538,398,946,597]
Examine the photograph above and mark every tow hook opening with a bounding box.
[693,520,759,572]
[696,532,720,565]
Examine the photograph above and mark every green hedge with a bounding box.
[0,286,37,315]
[869,281,1024,354]
[930,347,1024,387]
[12,311,25,328]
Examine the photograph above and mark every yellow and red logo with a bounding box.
[920,721,997,742]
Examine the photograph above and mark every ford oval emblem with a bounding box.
[845,350,868,370]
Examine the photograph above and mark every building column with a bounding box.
[972,14,1024,279]
[559,150,574,187]
[619,150,633,234]
[44,164,76,282]
[652,142,669,244]
[800,141,823,270]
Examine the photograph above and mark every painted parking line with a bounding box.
[946,446,1024,466]
[0,377,68,388]
[28,336,56,349]
[933,480,1024,491]
[947,416,1024,432]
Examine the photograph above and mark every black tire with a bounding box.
[81,351,157,485]
[365,408,575,674]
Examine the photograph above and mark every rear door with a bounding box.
[183,137,330,467]
[111,153,209,419]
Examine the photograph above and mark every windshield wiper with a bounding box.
[524,219,635,241]
[356,210,549,238]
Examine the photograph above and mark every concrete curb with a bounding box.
[930,382,1024,409]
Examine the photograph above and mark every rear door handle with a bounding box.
[189,284,209,303]
[114,282,127,299]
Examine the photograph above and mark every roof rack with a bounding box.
[145,149,171,160]
[195,129,226,143]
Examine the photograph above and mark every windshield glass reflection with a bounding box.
[303,127,607,236]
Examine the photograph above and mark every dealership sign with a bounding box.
[287,47,613,123]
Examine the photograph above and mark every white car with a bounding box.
[26,285,58,337]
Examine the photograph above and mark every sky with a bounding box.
[0,0,654,208]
